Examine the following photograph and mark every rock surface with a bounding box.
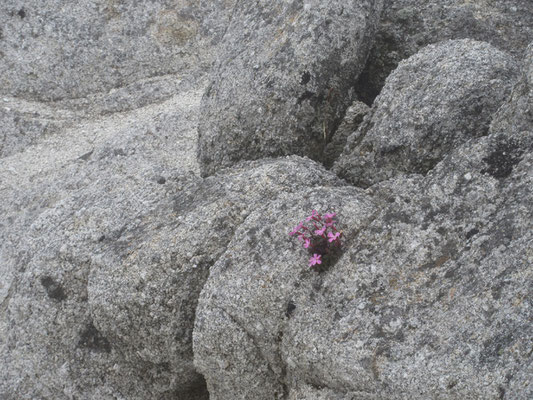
[194,43,533,399]
[323,100,370,168]
[0,0,237,397]
[1,138,342,400]
[0,0,235,102]
[0,0,237,158]
[197,0,383,176]
[0,82,207,399]
[1,0,532,399]
[355,0,533,104]
[334,39,519,188]
[194,185,379,399]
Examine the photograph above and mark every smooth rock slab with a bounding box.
[197,0,383,176]
[334,39,519,188]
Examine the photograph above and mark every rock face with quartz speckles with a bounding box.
[1,0,533,398]
[193,43,533,400]
[0,0,237,158]
[334,39,519,188]
[197,0,384,177]
[0,154,343,400]
[0,0,236,103]
[354,0,533,104]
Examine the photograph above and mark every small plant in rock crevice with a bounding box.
[289,210,342,268]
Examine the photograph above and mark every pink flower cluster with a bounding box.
[289,210,342,267]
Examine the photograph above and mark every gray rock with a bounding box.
[287,383,373,400]
[489,42,533,140]
[507,360,533,400]
[193,44,533,399]
[283,137,533,398]
[323,100,370,168]
[334,39,519,188]
[194,185,379,400]
[0,0,239,160]
[0,103,73,158]
[355,0,533,104]
[0,150,342,399]
[197,0,384,177]
[0,0,236,103]
[0,83,207,399]
[2,0,532,398]
[88,156,342,398]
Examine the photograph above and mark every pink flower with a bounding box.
[289,210,341,268]
[328,231,341,242]
[324,212,337,227]
[315,225,326,235]
[308,254,322,267]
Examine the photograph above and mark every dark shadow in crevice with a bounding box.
[177,375,210,400]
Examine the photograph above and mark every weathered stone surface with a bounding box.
[0,0,239,158]
[193,44,533,399]
[283,136,533,398]
[0,150,342,399]
[334,39,519,188]
[0,103,72,158]
[87,156,342,398]
[194,185,378,399]
[2,0,532,398]
[287,383,368,400]
[355,0,533,104]
[0,83,207,399]
[490,42,533,140]
[197,0,383,176]
[323,100,370,168]
[0,0,236,103]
